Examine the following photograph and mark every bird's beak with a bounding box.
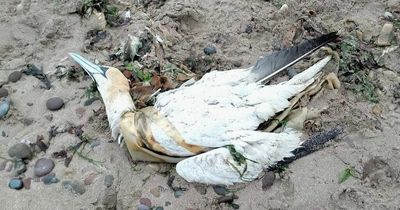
[68,53,107,81]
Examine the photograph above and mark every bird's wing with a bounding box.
[249,32,338,83]
[176,129,301,185]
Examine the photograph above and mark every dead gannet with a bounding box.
[70,32,338,185]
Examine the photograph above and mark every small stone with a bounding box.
[0,88,8,97]
[165,201,171,206]
[154,207,164,210]
[27,102,33,106]
[84,97,99,106]
[0,97,10,118]
[62,180,86,195]
[213,185,228,196]
[75,107,86,118]
[9,178,23,190]
[204,45,217,55]
[44,114,53,121]
[174,190,184,198]
[42,173,60,185]
[46,97,64,111]
[8,71,22,83]
[123,70,133,79]
[14,159,27,175]
[34,158,55,177]
[245,24,253,34]
[376,23,394,47]
[84,172,98,185]
[262,171,275,190]
[278,4,289,15]
[384,12,394,20]
[23,177,32,189]
[104,174,114,187]
[150,187,161,197]
[232,60,242,67]
[5,161,13,172]
[139,198,152,207]
[372,105,383,116]
[22,118,34,126]
[8,143,33,159]
[138,204,150,210]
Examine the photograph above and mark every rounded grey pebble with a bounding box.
[104,174,114,188]
[62,180,86,195]
[0,88,8,98]
[9,178,23,190]
[0,97,10,118]
[14,159,27,175]
[204,45,217,55]
[138,204,150,210]
[8,71,22,83]
[34,158,55,177]
[245,24,253,33]
[46,97,64,111]
[42,173,60,185]
[213,185,227,196]
[0,160,7,170]
[8,143,33,159]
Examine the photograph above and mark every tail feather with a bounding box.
[250,32,338,83]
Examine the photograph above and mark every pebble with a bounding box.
[213,185,228,196]
[174,190,184,198]
[8,71,22,83]
[44,114,53,121]
[372,105,383,116]
[34,158,55,177]
[62,180,86,195]
[5,161,13,172]
[8,143,33,159]
[150,187,161,197]
[262,171,275,190]
[154,207,164,210]
[104,174,114,188]
[245,24,253,34]
[14,159,27,175]
[203,45,217,55]
[83,172,98,185]
[376,23,394,47]
[23,177,31,189]
[0,97,10,118]
[384,12,394,20]
[139,198,152,207]
[123,70,133,79]
[46,97,64,111]
[42,173,60,185]
[194,185,207,195]
[9,178,23,190]
[0,88,8,97]
[138,204,150,210]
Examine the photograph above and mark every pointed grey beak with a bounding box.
[69,53,107,81]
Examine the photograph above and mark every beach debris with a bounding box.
[22,64,51,89]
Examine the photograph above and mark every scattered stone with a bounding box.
[384,12,394,20]
[14,159,27,175]
[245,24,253,34]
[0,88,8,97]
[278,4,289,15]
[9,178,23,190]
[139,198,152,207]
[204,45,217,55]
[0,160,7,170]
[84,97,99,106]
[262,171,275,190]
[8,71,22,83]
[22,118,34,126]
[213,185,228,196]
[376,23,394,47]
[84,10,107,31]
[138,204,150,210]
[154,207,164,210]
[46,97,64,111]
[232,60,242,67]
[23,177,31,189]
[5,161,13,172]
[0,97,10,118]
[34,158,55,177]
[62,180,86,195]
[217,194,239,204]
[84,172,98,185]
[44,114,53,121]
[165,201,171,206]
[150,187,161,197]
[101,187,118,209]
[27,102,33,106]
[104,174,114,188]
[194,184,207,195]
[372,105,383,116]
[8,143,33,159]
[174,190,184,198]
[42,173,60,185]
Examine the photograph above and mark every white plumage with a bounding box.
[69,32,338,185]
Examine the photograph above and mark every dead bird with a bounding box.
[69,32,339,185]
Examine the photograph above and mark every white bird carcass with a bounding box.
[69,32,339,185]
